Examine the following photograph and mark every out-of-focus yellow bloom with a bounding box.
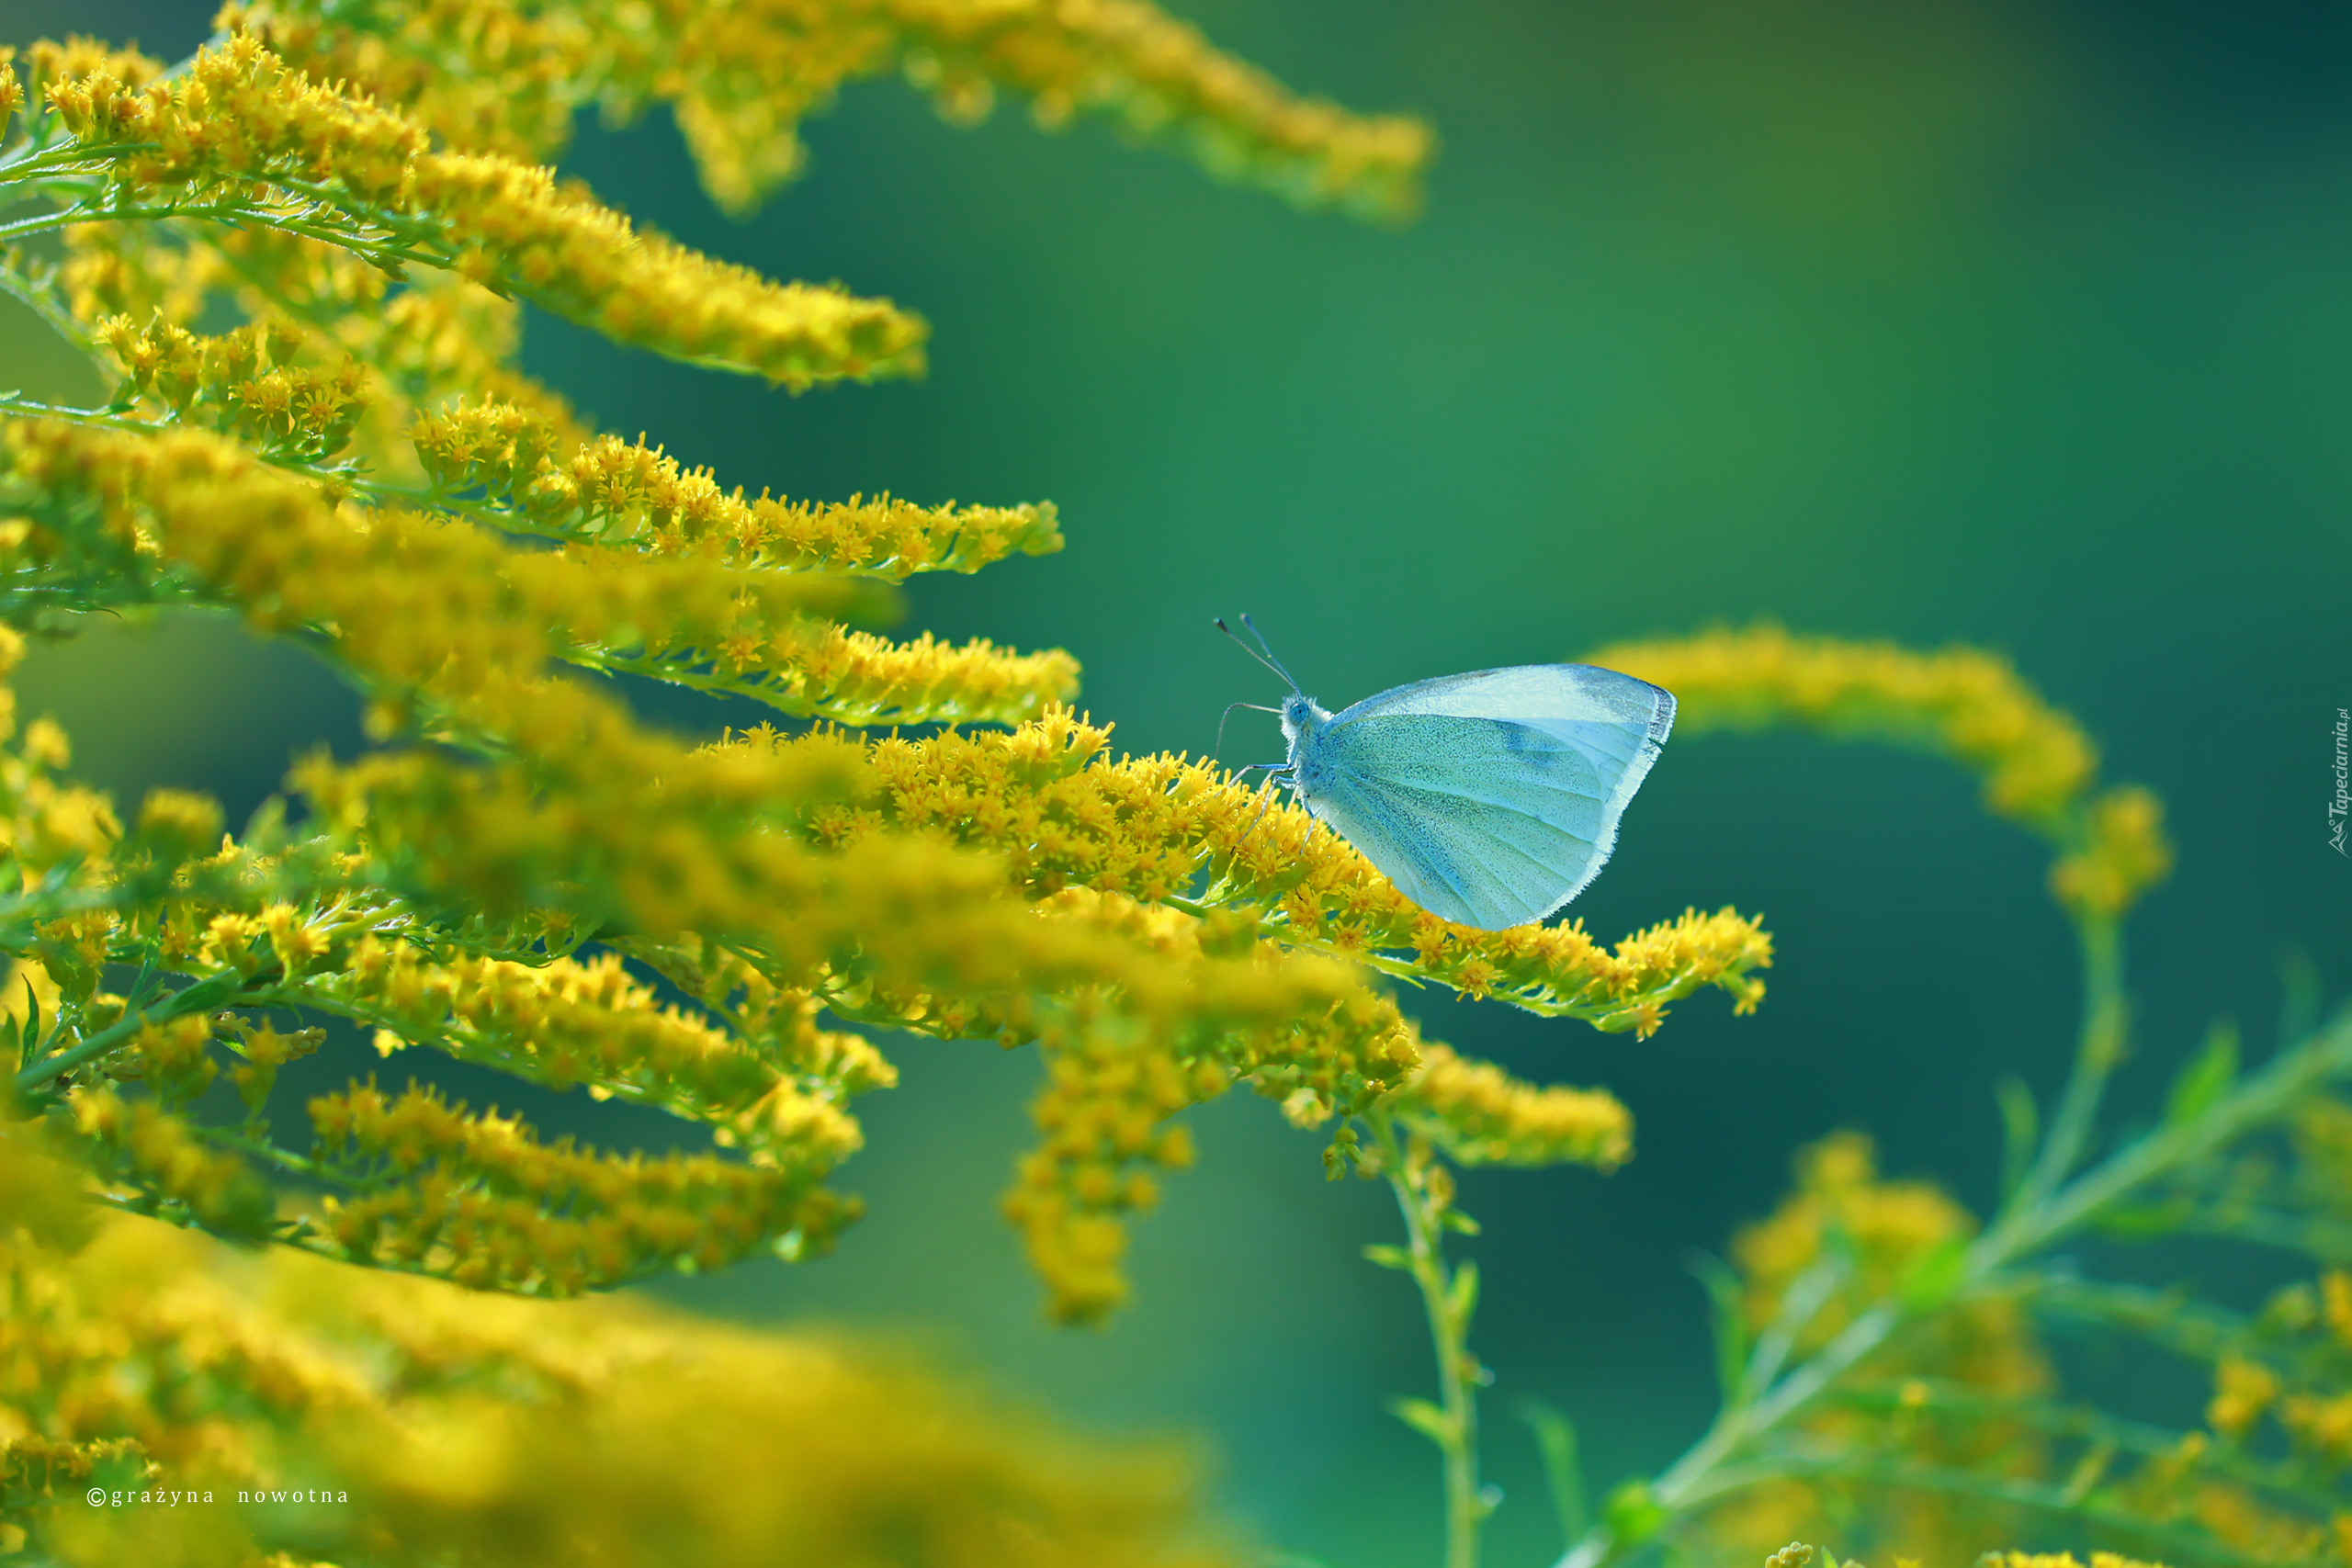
[1594,626,2173,919]
[222,0,1435,222]
[0,1198,1238,1565]
[2050,784,2173,920]
[2210,1357,2281,1438]
[1699,1134,2050,1564]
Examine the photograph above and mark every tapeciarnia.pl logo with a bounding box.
[2330,706,2348,856]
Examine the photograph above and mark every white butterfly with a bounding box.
[1219,616,1676,931]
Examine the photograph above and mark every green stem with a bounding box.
[1684,1450,2281,1568]
[1549,998,2352,1568]
[1823,1380,2344,1514]
[0,258,100,366]
[11,966,272,1094]
[2006,915,2125,1219]
[1374,1115,1484,1568]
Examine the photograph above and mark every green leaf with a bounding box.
[1361,1244,1413,1271]
[1387,1396,1456,1449]
[1897,1235,1971,1312]
[1687,1251,1748,1405]
[2090,1199,2194,1240]
[1600,1479,1666,1547]
[1447,1260,1480,1325]
[1519,1398,1589,1546]
[1995,1074,2038,1201]
[2165,1019,2240,1125]
[16,976,39,1069]
[1440,1208,1481,1235]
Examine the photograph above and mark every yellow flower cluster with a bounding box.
[224,0,1434,222]
[1592,626,2174,920]
[301,1079,853,1292]
[299,643,1753,1316]
[767,712,1772,1027]
[0,49,21,147]
[1734,1133,1988,1347]
[3,415,1091,732]
[1702,1134,2050,1563]
[66,219,586,484]
[53,207,217,332]
[69,1087,277,1235]
[2295,1097,2352,1226]
[0,628,127,919]
[0,1190,1236,1567]
[1388,1040,1633,1170]
[323,942,881,1168]
[991,887,1425,1321]
[0,750,891,1298]
[2175,1269,2352,1563]
[2103,1423,2343,1567]
[94,313,370,463]
[300,660,1730,1320]
[413,399,1068,581]
[1980,1554,2170,1568]
[2049,785,2173,920]
[40,36,928,388]
[2,14,1758,1328]
[115,1014,220,1105]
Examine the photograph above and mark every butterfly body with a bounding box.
[1265,664,1676,931]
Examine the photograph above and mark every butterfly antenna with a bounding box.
[1237,612,1306,694]
[1215,613,1304,694]
[1214,615,1290,687]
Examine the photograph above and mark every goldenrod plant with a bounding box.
[0,7,2338,1568]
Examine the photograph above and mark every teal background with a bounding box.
[4,3,2350,1562]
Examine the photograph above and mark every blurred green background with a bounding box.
[3,2,2349,1562]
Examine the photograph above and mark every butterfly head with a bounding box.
[1278,692,1329,748]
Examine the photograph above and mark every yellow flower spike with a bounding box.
[1594,625,2173,919]
[229,0,1433,223]
[1388,1041,1634,1171]
[413,406,1066,580]
[291,1081,846,1292]
[758,717,1772,1023]
[0,49,22,146]
[4,418,1080,730]
[39,39,927,387]
[303,942,888,1172]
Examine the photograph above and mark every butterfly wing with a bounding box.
[1297,665,1675,929]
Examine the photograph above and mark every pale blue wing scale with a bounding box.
[1296,666,1675,930]
[1304,759,1584,929]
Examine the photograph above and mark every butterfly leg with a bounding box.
[1238,764,1295,851]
